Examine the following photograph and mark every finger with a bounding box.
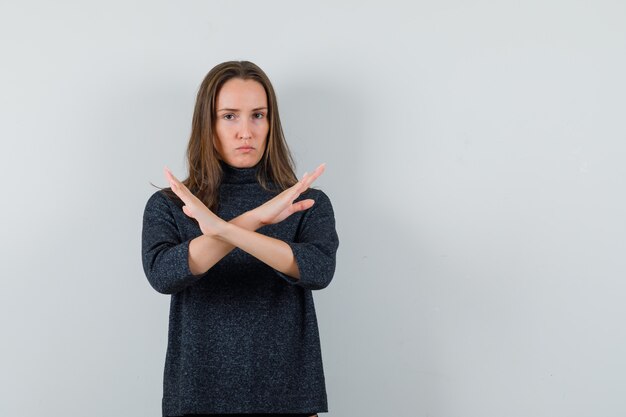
[311,163,326,179]
[287,172,309,196]
[182,205,193,218]
[307,163,325,182]
[296,172,308,188]
[302,163,326,189]
[289,165,323,200]
[292,199,315,213]
[285,166,323,201]
[164,166,179,189]
[164,166,195,204]
[164,166,183,186]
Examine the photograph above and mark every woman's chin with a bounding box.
[224,155,261,168]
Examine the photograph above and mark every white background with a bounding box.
[1,1,625,416]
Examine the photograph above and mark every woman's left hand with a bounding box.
[164,166,226,236]
[251,163,325,226]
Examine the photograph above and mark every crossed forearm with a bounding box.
[188,212,300,280]
[215,222,300,279]
[187,211,259,275]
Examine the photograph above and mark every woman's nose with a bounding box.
[239,118,252,139]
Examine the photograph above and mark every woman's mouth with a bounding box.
[237,146,254,152]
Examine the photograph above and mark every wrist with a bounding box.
[199,213,228,238]
[242,208,264,230]
[214,220,247,245]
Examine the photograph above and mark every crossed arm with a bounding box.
[164,164,325,279]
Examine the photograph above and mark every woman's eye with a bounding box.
[223,114,235,120]
[254,113,265,119]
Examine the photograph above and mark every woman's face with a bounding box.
[214,78,269,168]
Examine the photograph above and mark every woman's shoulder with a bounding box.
[302,187,332,201]
[300,187,335,216]
[144,188,183,212]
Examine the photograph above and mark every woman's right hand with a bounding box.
[252,163,326,226]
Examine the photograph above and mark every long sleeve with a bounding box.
[275,189,339,290]
[141,191,202,294]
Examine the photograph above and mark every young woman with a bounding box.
[141,61,339,417]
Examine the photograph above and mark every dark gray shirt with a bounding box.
[141,162,339,416]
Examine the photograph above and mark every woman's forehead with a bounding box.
[216,78,267,110]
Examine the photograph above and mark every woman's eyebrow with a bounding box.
[217,107,268,112]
